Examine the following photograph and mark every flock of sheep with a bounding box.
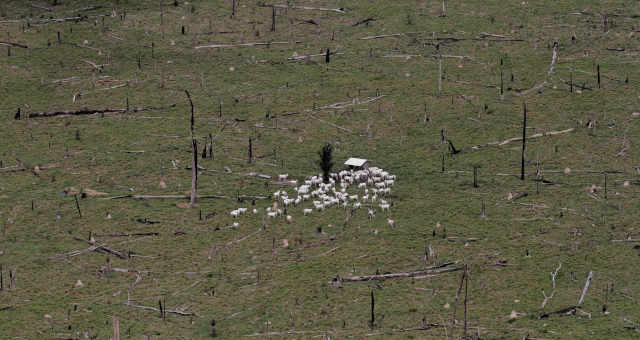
[227,166,397,229]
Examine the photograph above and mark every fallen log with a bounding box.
[195,41,297,49]
[341,261,461,282]
[101,194,228,200]
[257,2,346,13]
[126,303,197,317]
[0,41,28,48]
[94,232,160,238]
[31,3,52,11]
[28,104,176,118]
[74,237,129,259]
[470,128,574,150]
[578,271,593,305]
[0,162,60,173]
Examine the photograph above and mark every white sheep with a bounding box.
[233,222,240,228]
[286,215,292,223]
[230,210,240,218]
[368,208,375,219]
[303,208,312,216]
[252,208,258,214]
[353,202,361,209]
[379,203,390,212]
[267,211,277,218]
[387,219,395,228]
[279,174,289,181]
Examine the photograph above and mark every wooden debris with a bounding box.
[578,271,593,305]
[102,194,228,200]
[28,104,176,118]
[126,303,197,317]
[470,128,574,150]
[195,41,297,49]
[340,262,462,282]
[257,2,346,14]
[0,41,28,48]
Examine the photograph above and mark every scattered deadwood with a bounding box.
[470,128,574,150]
[288,52,343,61]
[360,33,405,40]
[578,271,593,305]
[244,172,271,179]
[74,237,129,259]
[541,263,562,308]
[518,42,558,96]
[31,3,52,11]
[101,194,228,200]
[126,303,197,317]
[309,114,353,133]
[0,41,28,48]
[0,162,59,173]
[33,16,86,24]
[548,42,559,76]
[73,5,103,12]
[27,104,176,118]
[257,2,346,14]
[94,232,160,238]
[539,306,578,319]
[353,17,376,26]
[517,81,548,96]
[195,41,298,49]
[225,227,263,248]
[340,261,461,282]
[51,239,128,260]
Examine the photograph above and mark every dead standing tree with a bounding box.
[185,90,198,205]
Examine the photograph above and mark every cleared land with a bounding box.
[1,0,640,338]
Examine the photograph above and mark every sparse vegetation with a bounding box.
[0,0,639,339]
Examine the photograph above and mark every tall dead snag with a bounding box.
[185,90,197,205]
[521,102,527,180]
[113,316,120,340]
[449,264,468,340]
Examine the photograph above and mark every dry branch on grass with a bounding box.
[257,2,346,13]
[309,114,353,133]
[0,41,28,48]
[51,239,128,260]
[27,104,176,118]
[126,303,197,317]
[541,263,562,308]
[518,41,558,96]
[195,41,297,49]
[0,162,59,173]
[101,194,228,200]
[578,271,593,305]
[470,128,574,150]
[340,261,461,282]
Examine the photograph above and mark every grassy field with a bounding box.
[1,0,640,338]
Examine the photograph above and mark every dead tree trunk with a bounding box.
[185,90,197,205]
[521,102,527,180]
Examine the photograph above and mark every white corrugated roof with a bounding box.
[344,158,368,166]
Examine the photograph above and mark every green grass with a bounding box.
[1,0,640,338]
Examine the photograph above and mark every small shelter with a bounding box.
[344,158,369,170]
